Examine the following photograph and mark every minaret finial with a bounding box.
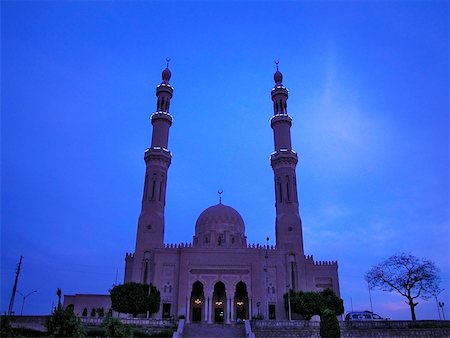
[218,189,223,204]
[166,57,171,68]
[273,60,283,85]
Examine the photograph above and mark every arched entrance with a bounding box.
[213,282,226,323]
[190,281,204,322]
[234,281,249,321]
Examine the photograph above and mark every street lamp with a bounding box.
[439,302,446,321]
[17,290,37,316]
[264,237,269,320]
[286,285,292,321]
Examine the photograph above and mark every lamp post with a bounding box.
[264,237,269,320]
[439,302,445,320]
[18,290,37,316]
[287,284,292,321]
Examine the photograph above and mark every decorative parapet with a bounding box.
[163,242,193,249]
[314,260,338,266]
[304,254,337,266]
[162,242,277,250]
[125,252,134,260]
[247,244,276,250]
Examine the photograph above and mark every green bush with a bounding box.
[110,283,160,317]
[45,307,84,337]
[0,316,12,337]
[103,316,133,338]
[319,309,340,338]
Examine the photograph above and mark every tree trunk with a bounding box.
[408,299,416,321]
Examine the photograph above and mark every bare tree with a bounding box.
[365,253,441,320]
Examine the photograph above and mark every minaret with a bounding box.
[135,61,173,253]
[270,63,304,255]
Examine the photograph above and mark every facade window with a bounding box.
[286,175,290,202]
[162,303,171,319]
[151,175,156,200]
[269,304,276,319]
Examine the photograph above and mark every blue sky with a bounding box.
[1,1,448,320]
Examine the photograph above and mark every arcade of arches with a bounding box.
[188,281,249,324]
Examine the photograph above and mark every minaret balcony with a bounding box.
[156,83,174,92]
[271,85,289,92]
[144,146,172,165]
[270,113,292,127]
[270,149,298,168]
[151,111,173,125]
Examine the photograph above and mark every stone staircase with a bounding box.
[182,323,246,337]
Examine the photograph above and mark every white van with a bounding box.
[345,311,386,321]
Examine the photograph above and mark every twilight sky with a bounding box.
[1,1,449,320]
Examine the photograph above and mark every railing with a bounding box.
[245,319,256,338]
[172,318,184,338]
[80,317,177,328]
[342,320,450,329]
[251,319,450,330]
[252,320,320,330]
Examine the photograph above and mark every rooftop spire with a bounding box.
[274,60,283,85]
[218,189,223,204]
[161,58,172,83]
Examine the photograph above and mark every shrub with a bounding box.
[319,309,340,338]
[45,307,84,337]
[103,316,133,338]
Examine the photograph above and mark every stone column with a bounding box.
[226,297,231,324]
[207,294,213,323]
[230,297,234,323]
[186,297,190,324]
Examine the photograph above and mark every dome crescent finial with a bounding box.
[273,60,283,84]
[218,189,223,204]
[166,57,171,68]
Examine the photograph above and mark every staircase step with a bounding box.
[183,323,246,338]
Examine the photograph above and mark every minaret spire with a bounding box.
[135,61,174,258]
[269,64,304,255]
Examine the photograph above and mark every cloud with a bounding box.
[294,47,391,177]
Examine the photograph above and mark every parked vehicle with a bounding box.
[345,311,387,321]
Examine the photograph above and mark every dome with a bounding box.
[195,203,245,236]
[162,67,171,83]
[274,69,283,84]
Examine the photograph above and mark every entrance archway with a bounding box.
[234,281,249,321]
[213,281,226,323]
[190,281,204,322]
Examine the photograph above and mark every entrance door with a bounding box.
[162,303,171,319]
[214,308,224,323]
[236,308,246,321]
[269,304,276,320]
[192,307,202,322]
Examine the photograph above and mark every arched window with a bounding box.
[286,175,290,202]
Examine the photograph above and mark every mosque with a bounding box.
[64,63,340,322]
